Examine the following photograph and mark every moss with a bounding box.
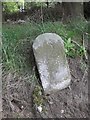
[33,84,44,109]
[32,83,49,114]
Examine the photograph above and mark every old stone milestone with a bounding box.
[33,33,71,94]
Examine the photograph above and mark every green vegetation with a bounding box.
[2,2,48,14]
[2,20,89,72]
[3,2,19,13]
[33,84,44,107]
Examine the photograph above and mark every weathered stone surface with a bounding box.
[33,33,71,94]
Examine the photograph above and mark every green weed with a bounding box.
[64,37,87,57]
[64,38,76,57]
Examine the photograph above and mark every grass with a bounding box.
[2,20,89,73]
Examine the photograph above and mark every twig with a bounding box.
[41,3,45,33]
[71,40,81,48]
[82,34,88,60]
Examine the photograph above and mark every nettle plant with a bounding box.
[64,38,75,57]
[77,45,86,56]
[64,38,86,57]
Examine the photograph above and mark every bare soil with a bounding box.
[2,56,89,118]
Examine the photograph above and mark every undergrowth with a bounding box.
[2,20,89,72]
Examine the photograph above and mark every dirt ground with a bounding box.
[2,55,89,118]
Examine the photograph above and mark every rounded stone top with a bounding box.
[33,33,64,50]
